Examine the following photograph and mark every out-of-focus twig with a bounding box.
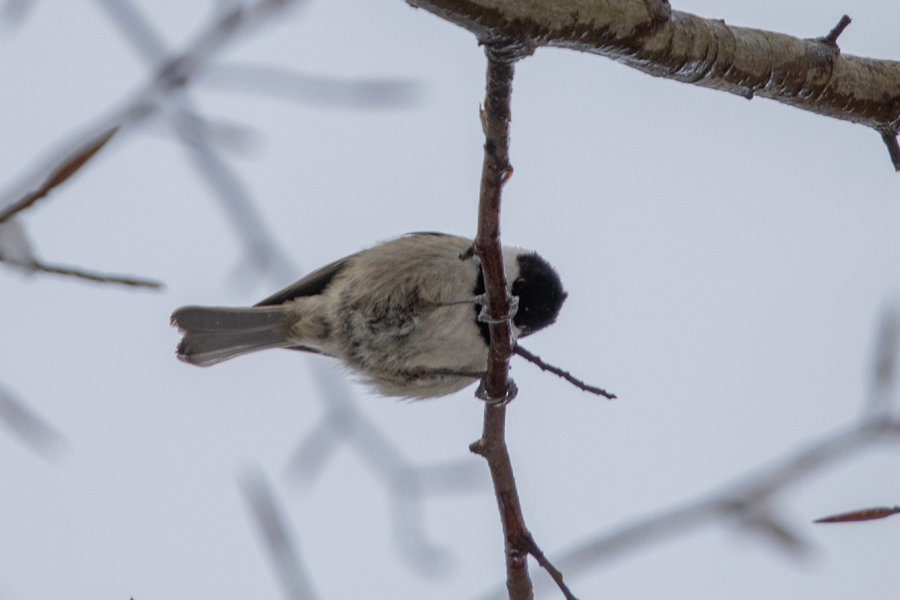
[1,0,292,210]
[199,63,424,109]
[0,219,161,289]
[26,260,162,288]
[3,0,424,286]
[0,0,302,286]
[0,0,35,30]
[91,0,297,284]
[477,305,900,600]
[0,384,66,459]
[239,466,318,600]
[866,306,899,419]
[478,426,900,600]
[7,0,474,584]
[95,0,466,555]
[0,219,35,265]
[167,98,295,283]
[287,355,490,577]
[815,506,900,523]
[0,127,119,224]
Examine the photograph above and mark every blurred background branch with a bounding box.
[1,0,480,587]
[478,305,900,600]
[288,356,490,577]
[3,2,900,600]
[239,465,319,600]
[0,383,65,459]
[0,0,422,289]
[0,219,162,287]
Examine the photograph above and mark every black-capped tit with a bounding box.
[171,232,566,399]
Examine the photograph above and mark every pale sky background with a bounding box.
[1,1,899,599]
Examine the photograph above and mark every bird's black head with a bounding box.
[510,252,567,337]
[472,251,567,345]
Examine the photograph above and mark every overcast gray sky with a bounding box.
[1,1,899,599]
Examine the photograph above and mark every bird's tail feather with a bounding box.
[171,306,292,366]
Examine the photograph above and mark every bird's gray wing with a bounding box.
[254,254,357,307]
[254,233,451,307]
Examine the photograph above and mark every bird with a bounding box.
[171,232,566,399]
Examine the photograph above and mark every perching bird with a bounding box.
[172,233,566,398]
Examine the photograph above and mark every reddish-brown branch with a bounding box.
[469,39,581,600]
[514,345,616,399]
[524,534,579,600]
[405,0,900,170]
[470,407,532,600]
[474,46,517,403]
[467,42,536,600]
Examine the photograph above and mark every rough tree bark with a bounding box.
[406,0,900,168]
[467,38,579,600]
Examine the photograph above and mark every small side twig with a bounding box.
[514,345,616,399]
[199,63,423,109]
[880,130,900,171]
[822,14,851,46]
[476,307,900,600]
[524,534,579,600]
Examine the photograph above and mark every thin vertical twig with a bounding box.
[467,42,540,600]
[473,45,517,404]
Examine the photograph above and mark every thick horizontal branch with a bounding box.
[476,417,900,600]
[406,0,900,137]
